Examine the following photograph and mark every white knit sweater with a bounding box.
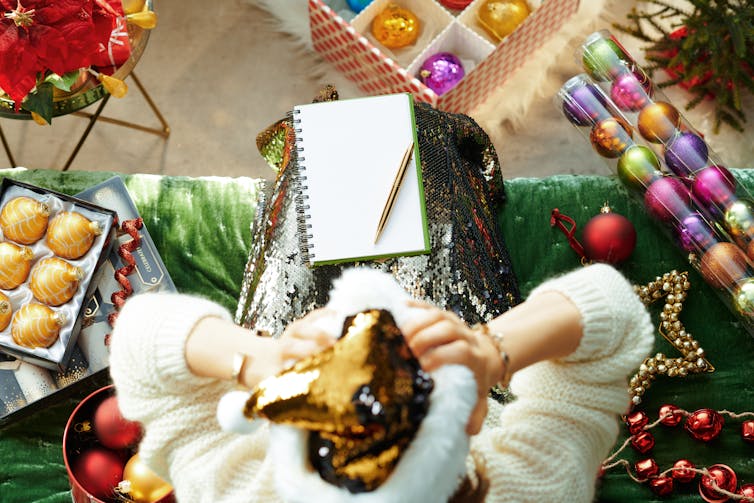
[109,264,653,502]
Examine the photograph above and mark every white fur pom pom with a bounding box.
[217,390,261,434]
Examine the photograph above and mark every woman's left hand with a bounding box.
[401,300,503,435]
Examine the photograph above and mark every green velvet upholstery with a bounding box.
[1,167,753,502]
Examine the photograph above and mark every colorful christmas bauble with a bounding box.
[665,132,709,177]
[0,241,34,290]
[699,464,737,503]
[73,448,125,501]
[699,242,750,289]
[121,454,173,503]
[637,101,681,143]
[649,476,674,497]
[477,0,530,42]
[617,145,661,191]
[0,196,49,244]
[438,0,473,9]
[11,303,65,348]
[561,79,610,127]
[46,211,102,259]
[676,212,716,252]
[371,4,420,49]
[723,199,754,240]
[671,459,696,483]
[733,279,754,317]
[121,0,146,14]
[346,0,373,13]
[692,165,736,212]
[589,117,633,158]
[0,292,11,331]
[610,67,653,111]
[94,395,143,450]
[582,207,636,264]
[418,52,465,96]
[29,257,84,306]
[582,35,631,81]
[644,177,691,222]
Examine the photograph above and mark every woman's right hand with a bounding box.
[277,308,336,365]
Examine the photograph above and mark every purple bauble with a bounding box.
[665,132,709,177]
[561,78,610,127]
[611,67,653,112]
[677,212,717,252]
[692,165,736,214]
[645,177,692,222]
[419,52,465,96]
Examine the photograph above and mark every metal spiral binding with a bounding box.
[287,109,316,264]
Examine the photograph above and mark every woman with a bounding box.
[110,262,653,502]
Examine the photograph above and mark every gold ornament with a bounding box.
[0,241,34,289]
[98,73,129,98]
[46,211,102,259]
[0,196,49,244]
[0,292,11,331]
[637,101,681,143]
[629,271,714,405]
[724,199,754,240]
[590,116,633,158]
[121,0,146,14]
[733,278,754,318]
[29,257,84,306]
[371,4,420,49]
[699,242,750,290]
[126,10,158,30]
[477,0,531,42]
[118,454,173,503]
[11,303,66,348]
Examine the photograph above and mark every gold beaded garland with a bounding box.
[629,270,714,405]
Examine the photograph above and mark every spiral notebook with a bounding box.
[293,93,430,266]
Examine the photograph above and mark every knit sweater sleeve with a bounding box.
[109,293,282,503]
[471,264,654,502]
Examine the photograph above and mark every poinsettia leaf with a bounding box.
[44,70,81,92]
[21,82,54,125]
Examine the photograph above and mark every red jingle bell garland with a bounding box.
[603,405,754,501]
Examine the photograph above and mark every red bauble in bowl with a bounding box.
[94,395,143,449]
[582,206,637,264]
[72,448,125,501]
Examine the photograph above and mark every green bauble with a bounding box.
[617,145,661,192]
[582,36,631,81]
[734,278,754,317]
[724,199,754,239]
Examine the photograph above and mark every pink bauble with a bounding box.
[692,165,736,213]
[645,177,692,222]
[610,68,653,111]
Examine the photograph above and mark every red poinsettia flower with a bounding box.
[0,0,103,107]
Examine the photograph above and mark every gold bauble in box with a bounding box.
[0,196,49,245]
[699,242,750,290]
[371,4,420,49]
[477,0,531,43]
[590,117,633,158]
[11,303,65,349]
[0,241,34,290]
[120,454,173,503]
[637,101,681,143]
[30,257,84,306]
[0,292,11,331]
[46,211,102,260]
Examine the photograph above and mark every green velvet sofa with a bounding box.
[1,167,753,503]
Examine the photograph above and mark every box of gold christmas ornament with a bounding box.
[0,176,175,426]
[0,178,117,372]
[309,0,579,113]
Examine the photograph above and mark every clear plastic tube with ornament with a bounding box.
[557,72,754,333]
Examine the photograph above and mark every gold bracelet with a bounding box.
[472,323,512,389]
[230,352,251,387]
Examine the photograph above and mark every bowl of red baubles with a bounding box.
[63,385,175,503]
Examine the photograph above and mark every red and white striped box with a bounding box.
[310,0,580,113]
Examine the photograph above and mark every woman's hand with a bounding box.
[401,300,503,435]
[277,308,336,365]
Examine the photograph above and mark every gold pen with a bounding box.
[374,141,415,244]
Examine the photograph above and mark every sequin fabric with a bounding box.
[236,94,520,340]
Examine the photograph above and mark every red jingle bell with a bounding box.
[671,459,696,483]
[631,430,655,454]
[738,483,754,502]
[742,419,754,442]
[659,404,684,427]
[685,408,724,442]
[649,475,674,497]
[626,410,649,434]
[699,464,737,503]
[72,447,125,500]
[582,206,636,264]
[635,458,659,480]
[94,395,143,450]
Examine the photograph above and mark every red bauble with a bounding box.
[742,419,754,442]
[738,483,754,502]
[582,208,637,264]
[626,410,649,434]
[699,464,737,503]
[631,430,655,454]
[671,459,696,483]
[685,408,724,442]
[72,448,125,500]
[635,458,659,480]
[659,404,684,427]
[649,475,674,497]
[94,395,143,449]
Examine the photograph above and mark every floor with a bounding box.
[1,0,752,183]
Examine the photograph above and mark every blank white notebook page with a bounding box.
[295,93,427,265]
